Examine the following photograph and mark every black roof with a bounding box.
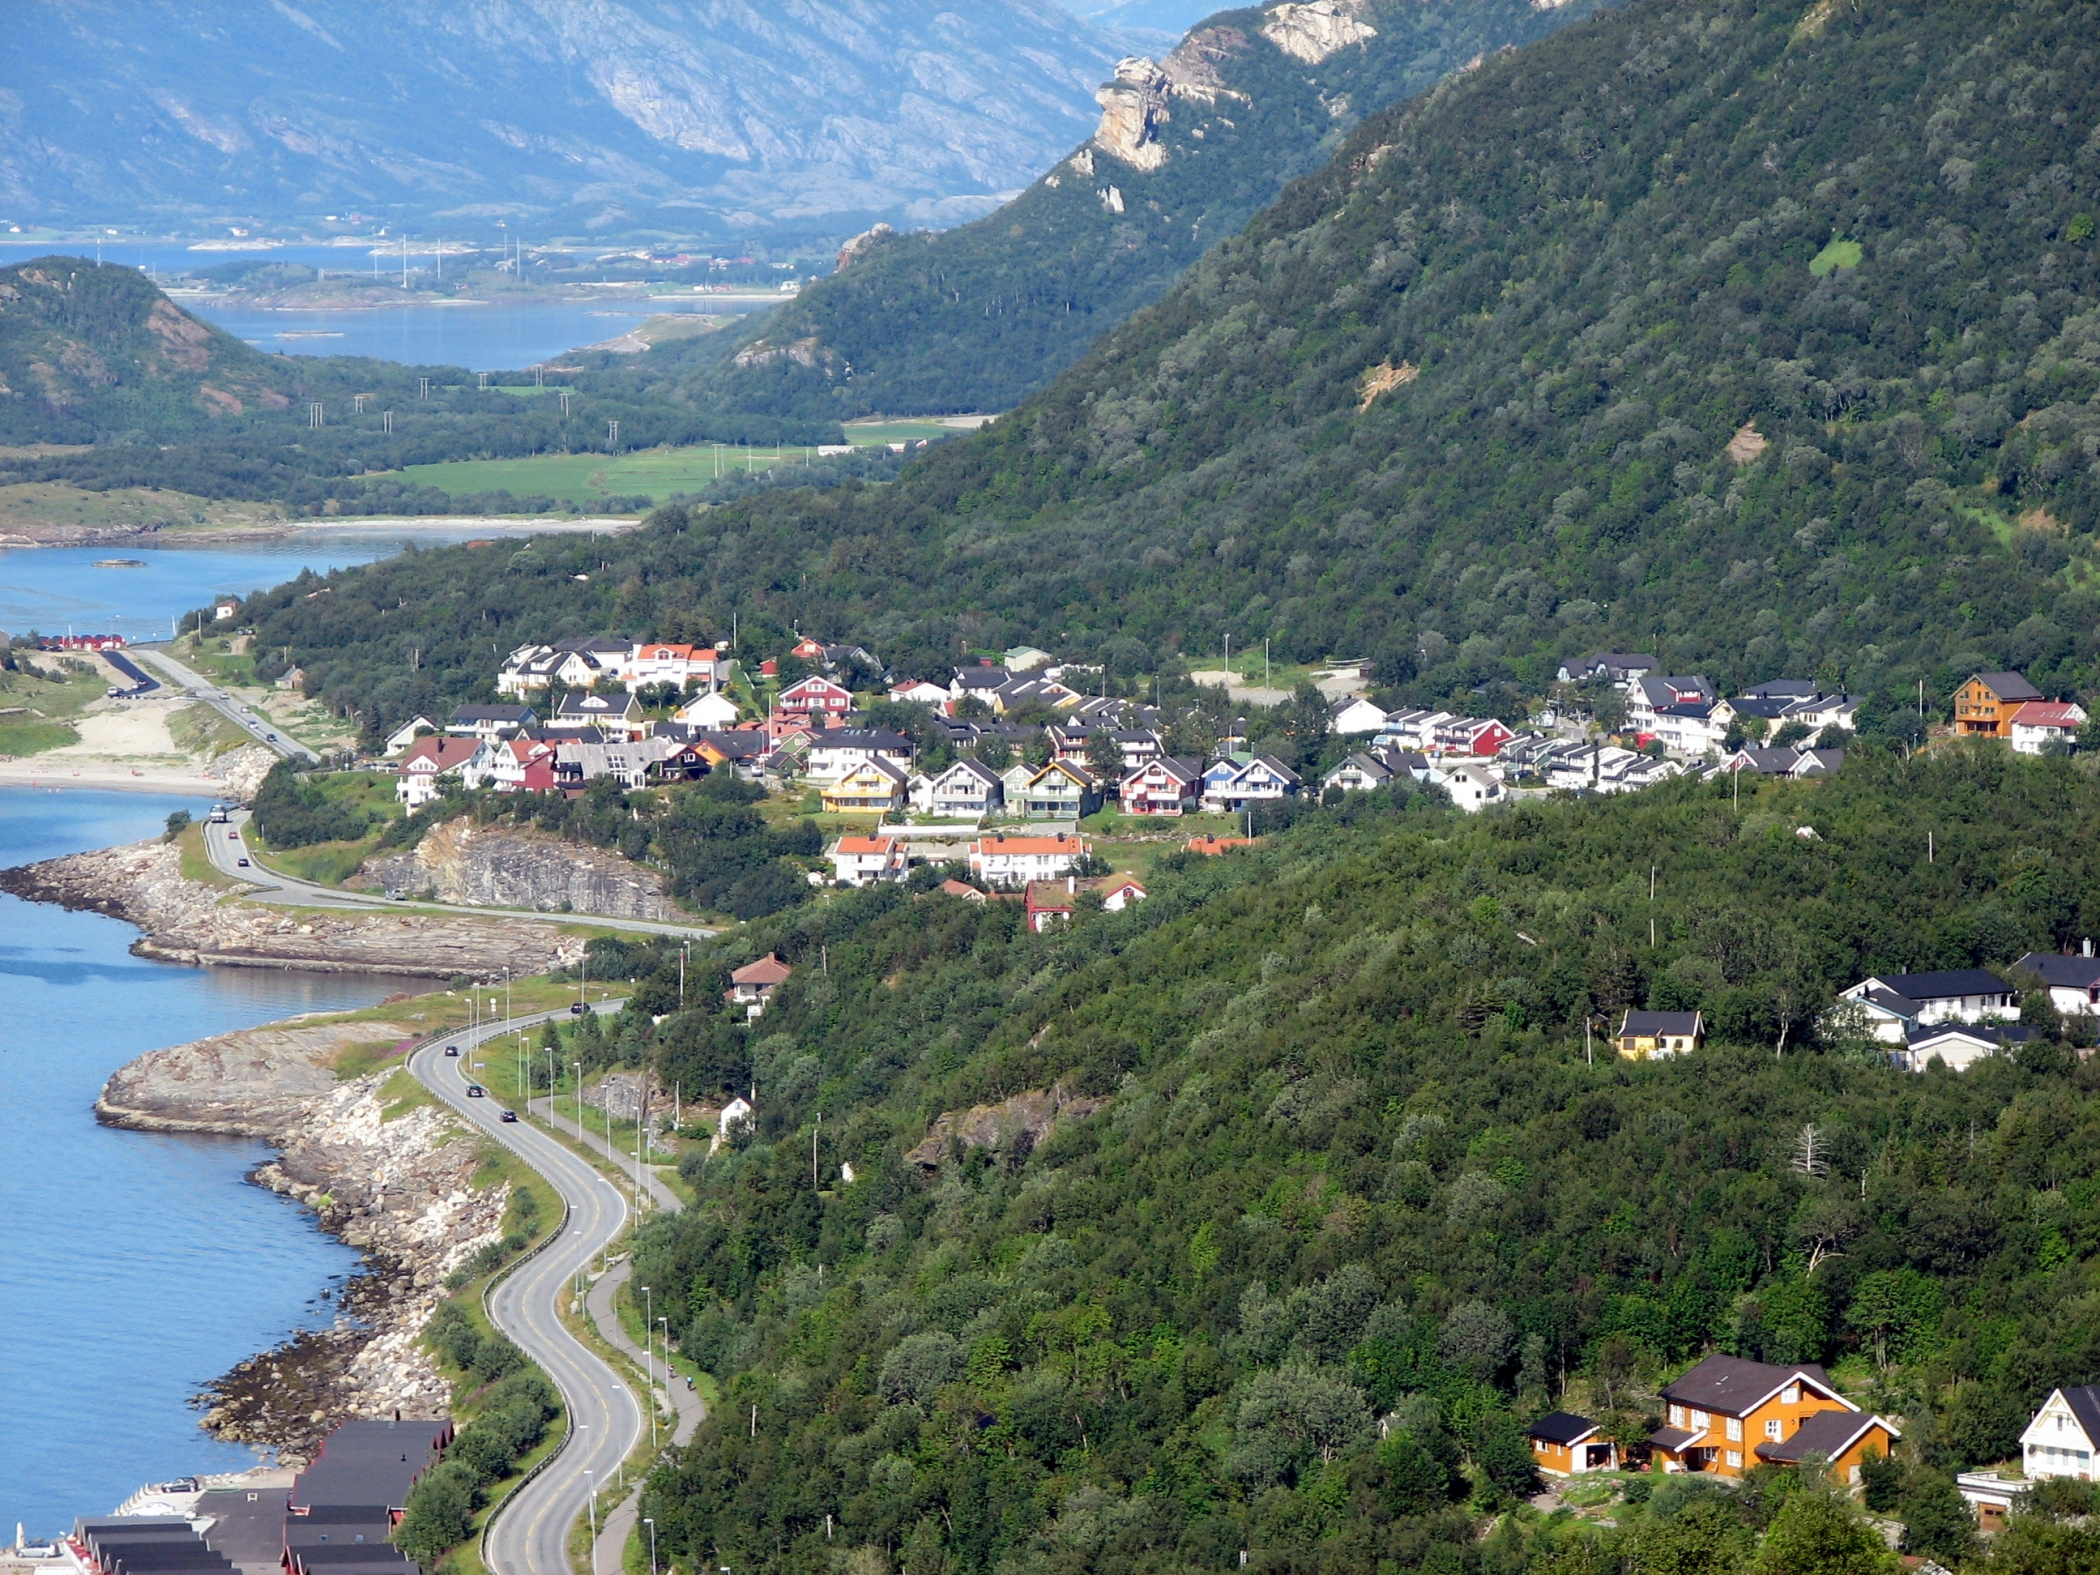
[1528,1411,1600,1445]
[1867,969,2010,1000]
[1753,1407,1884,1463]
[1647,1426,1698,1451]
[1975,671,2043,701]
[1661,1354,1841,1414]
[1729,697,1794,720]
[2057,1385,2100,1446]
[1908,1022,2036,1047]
[1620,1011,1702,1037]
[2016,953,2100,989]
[291,1418,449,1513]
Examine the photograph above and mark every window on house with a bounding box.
[1691,1410,1709,1430]
[1726,1451,1743,1469]
[1766,1420,1784,1440]
[1726,1418,1743,1442]
[1782,1385,1799,1405]
[1669,1405,1685,1428]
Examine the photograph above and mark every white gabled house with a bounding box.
[2015,949,2100,1017]
[969,832,1089,886]
[384,715,441,756]
[675,690,742,729]
[1436,762,1506,812]
[1836,970,2018,1044]
[1330,696,1389,735]
[1322,752,1395,795]
[915,758,1003,819]
[2022,1387,2100,1482]
[829,835,905,887]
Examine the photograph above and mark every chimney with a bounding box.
[2086,938,2094,959]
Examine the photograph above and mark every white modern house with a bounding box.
[2023,1386,2100,1481]
[2015,949,2100,1016]
[1837,970,2019,1043]
[675,690,742,729]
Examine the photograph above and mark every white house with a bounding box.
[1837,970,2018,1043]
[1200,756,1301,814]
[1895,1022,2037,1073]
[829,835,905,886]
[624,643,725,691]
[1330,696,1389,735]
[674,690,742,729]
[2021,1387,2100,1482]
[805,729,914,785]
[1629,675,1716,732]
[497,638,631,698]
[1322,752,1396,795]
[1436,762,1506,812]
[914,758,1003,819]
[384,715,440,756]
[710,1094,755,1153]
[397,736,479,808]
[888,679,952,707]
[2010,701,2088,755]
[2015,949,2100,1017]
[1100,876,1148,912]
[969,833,1089,886]
[448,704,537,742]
[726,954,791,1019]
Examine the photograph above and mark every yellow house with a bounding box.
[1617,1010,1703,1059]
[1649,1355,1899,1483]
[1952,671,2042,738]
[1529,1412,1617,1475]
[821,757,908,814]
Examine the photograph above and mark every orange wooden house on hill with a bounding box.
[1648,1355,1898,1482]
[1953,671,2043,738]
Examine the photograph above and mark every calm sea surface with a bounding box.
[0,788,395,1534]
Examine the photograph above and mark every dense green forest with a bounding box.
[674,0,1611,422]
[593,746,2100,1574]
[250,0,2100,752]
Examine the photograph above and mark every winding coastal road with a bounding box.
[412,1005,652,1575]
[206,807,712,941]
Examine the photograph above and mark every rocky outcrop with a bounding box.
[1160,26,1252,103]
[906,1084,1107,1172]
[0,837,584,977]
[1261,1,1379,65]
[360,818,679,921]
[98,1011,508,1460]
[205,742,279,801]
[835,222,895,272]
[1092,57,1172,172]
[730,335,848,378]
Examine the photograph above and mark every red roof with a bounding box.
[834,836,898,855]
[1187,835,1256,855]
[2010,701,2086,728]
[403,736,479,771]
[971,835,1087,855]
[730,952,793,986]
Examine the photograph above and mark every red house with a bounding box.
[1433,716,1514,757]
[777,675,855,720]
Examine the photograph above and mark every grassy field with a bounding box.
[0,657,114,756]
[168,699,251,757]
[389,440,865,510]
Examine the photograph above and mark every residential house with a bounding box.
[2014,948,2100,1017]
[1020,760,1103,819]
[1375,709,1445,751]
[999,759,1039,810]
[711,1095,755,1152]
[397,736,479,808]
[888,679,951,707]
[727,954,792,1018]
[2021,1387,2100,1483]
[383,715,440,755]
[1649,701,1728,757]
[674,690,742,729]
[1330,696,1390,735]
[274,664,304,691]
[1896,1022,2038,1073]
[1025,879,1078,932]
[1200,755,1301,814]
[937,879,988,903]
[829,835,905,886]
[1431,716,1515,758]
[1629,676,1717,733]
[1119,756,1201,815]
[465,735,559,793]
[776,675,856,722]
[969,832,1089,886]
[551,690,647,741]
[691,731,769,782]
[913,759,1003,819]
[1837,970,2018,1043]
[1954,671,2044,738]
[1791,748,1845,778]
[1004,646,1055,672]
[1648,1354,1897,1482]
[556,738,681,789]
[1617,1010,1704,1059]
[1435,762,1505,812]
[1786,692,1861,733]
[2010,700,2088,754]
[805,728,914,785]
[1558,653,1659,687]
[994,676,1082,714]
[448,704,537,742]
[950,665,1014,704]
[497,637,631,698]
[1047,724,1160,772]
[821,757,910,815]
[1187,834,1256,855]
[625,643,725,691]
[1724,745,1843,779]
[1321,752,1396,795]
[1100,876,1147,912]
[1529,1413,1617,1476]
[1958,1470,2034,1532]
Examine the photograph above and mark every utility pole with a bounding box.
[608,419,619,452]
[559,390,571,418]
[383,411,393,435]
[417,377,429,400]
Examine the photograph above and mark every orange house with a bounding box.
[1529,1412,1617,1475]
[1953,671,2042,738]
[1649,1355,1899,1483]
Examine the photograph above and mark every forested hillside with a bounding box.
[255,0,2100,751]
[681,0,1613,420]
[600,748,2100,1572]
[0,258,837,510]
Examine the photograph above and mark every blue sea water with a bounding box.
[0,788,396,1535]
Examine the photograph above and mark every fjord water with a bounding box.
[0,789,395,1535]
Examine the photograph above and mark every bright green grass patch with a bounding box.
[168,701,251,757]
[261,836,381,887]
[1810,236,1864,275]
[332,1035,419,1082]
[378,1065,435,1120]
[387,443,827,509]
[0,717,79,755]
[842,418,956,444]
[1957,503,2018,547]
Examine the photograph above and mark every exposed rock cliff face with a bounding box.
[1092,56,1172,172]
[905,1084,1107,1172]
[360,819,679,921]
[98,1013,506,1459]
[1261,1,1379,64]
[0,837,584,977]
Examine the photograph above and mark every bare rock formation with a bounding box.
[1092,56,1172,172]
[835,222,895,272]
[1260,1,1378,65]
[360,818,679,922]
[906,1084,1107,1172]
[0,836,584,977]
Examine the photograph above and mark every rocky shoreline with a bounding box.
[97,1007,509,1463]
[0,836,586,977]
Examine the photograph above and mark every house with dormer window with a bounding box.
[2022,1386,2100,1482]
[1200,755,1301,814]
[1648,1355,1897,1482]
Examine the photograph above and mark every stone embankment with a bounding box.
[0,836,584,977]
[360,818,679,921]
[97,1008,507,1462]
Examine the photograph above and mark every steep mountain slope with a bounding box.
[686,0,1614,418]
[0,1,1129,242]
[260,0,2100,747]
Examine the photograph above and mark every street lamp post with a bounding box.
[641,1284,655,1452]
[584,1470,599,1575]
[645,1518,658,1575]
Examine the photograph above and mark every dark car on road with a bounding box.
[236,857,249,866]
[499,1110,518,1123]
[569,1002,587,1015]
[465,1084,485,1097]
[444,1046,460,1057]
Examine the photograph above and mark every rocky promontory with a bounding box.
[98,1008,510,1461]
[0,836,585,977]
[359,817,679,921]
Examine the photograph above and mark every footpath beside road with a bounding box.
[414,1004,704,1575]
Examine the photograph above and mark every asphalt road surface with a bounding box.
[131,646,319,762]
[412,1007,645,1575]
[205,807,714,941]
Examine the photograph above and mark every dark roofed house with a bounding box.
[290,1417,452,1518]
[1954,671,2044,738]
[2021,1385,2100,1485]
[1558,653,1659,686]
[1649,1354,1893,1479]
[1838,969,2016,1043]
[1616,1010,1703,1060]
[1752,1407,1901,1480]
[2016,951,2100,1016]
[1528,1412,1617,1476]
[447,704,537,741]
